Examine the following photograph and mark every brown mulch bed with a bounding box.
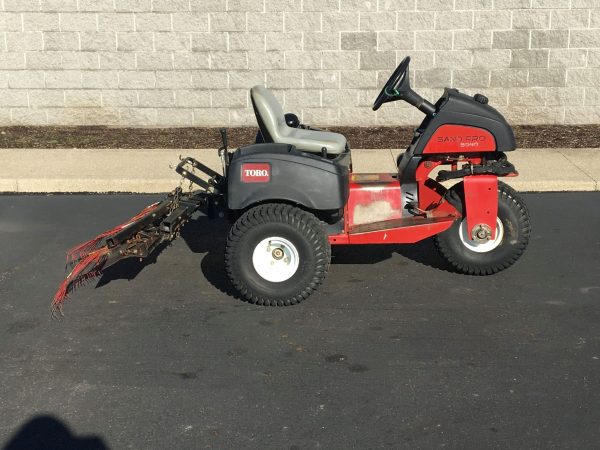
[0,125,598,149]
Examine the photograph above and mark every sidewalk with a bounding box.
[0,148,598,193]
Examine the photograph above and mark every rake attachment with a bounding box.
[52,198,174,315]
[64,201,162,265]
[52,179,222,316]
[52,134,229,315]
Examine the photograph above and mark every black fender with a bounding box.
[227,143,349,211]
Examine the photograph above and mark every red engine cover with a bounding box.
[423,125,496,154]
[346,173,402,229]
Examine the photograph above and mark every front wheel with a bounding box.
[225,204,331,306]
[434,181,531,275]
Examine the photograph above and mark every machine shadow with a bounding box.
[95,214,453,294]
[93,215,230,293]
[180,216,241,298]
[95,241,171,288]
[177,216,453,297]
[2,414,108,450]
[330,238,452,271]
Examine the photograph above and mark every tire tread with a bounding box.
[225,204,330,306]
[434,181,531,275]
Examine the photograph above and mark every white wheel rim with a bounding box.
[252,237,300,283]
[458,218,504,253]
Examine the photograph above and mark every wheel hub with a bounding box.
[252,237,300,283]
[271,247,284,260]
[471,223,493,242]
[459,218,504,253]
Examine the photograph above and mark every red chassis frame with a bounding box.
[328,155,500,246]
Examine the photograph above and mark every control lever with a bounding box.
[219,127,228,151]
[219,128,229,176]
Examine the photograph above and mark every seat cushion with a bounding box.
[283,127,347,154]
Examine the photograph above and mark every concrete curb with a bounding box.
[0,148,598,193]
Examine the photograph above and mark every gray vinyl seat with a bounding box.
[250,85,347,155]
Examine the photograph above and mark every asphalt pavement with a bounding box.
[1,192,600,449]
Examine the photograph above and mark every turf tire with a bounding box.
[434,181,531,275]
[225,204,331,306]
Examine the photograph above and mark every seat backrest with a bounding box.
[250,85,348,155]
[250,85,286,143]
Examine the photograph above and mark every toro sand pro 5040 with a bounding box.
[53,56,531,313]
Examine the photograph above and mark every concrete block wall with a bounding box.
[1,0,599,127]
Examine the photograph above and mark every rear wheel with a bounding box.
[225,204,331,306]
[434,181,530,275]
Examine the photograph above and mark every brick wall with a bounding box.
[0,0,599,127]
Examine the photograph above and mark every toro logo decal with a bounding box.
[241,163,270,183]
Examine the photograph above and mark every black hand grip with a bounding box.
[219,128,228,149]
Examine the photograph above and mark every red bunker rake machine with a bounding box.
[53,56,531,313]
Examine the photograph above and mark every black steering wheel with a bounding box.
[372,56,411,111]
